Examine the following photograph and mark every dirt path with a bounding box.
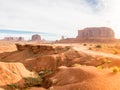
[73,45,120,59]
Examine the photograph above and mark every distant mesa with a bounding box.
[3,37,24,42]
[2,34,43,42]
[0,27,115,43]
[31,34,41,41]
[76,27,115,39]
[61,36,65,40]
[56,27,115,43]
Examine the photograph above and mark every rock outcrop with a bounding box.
[76,27,115,39]
[31,34,41,41]
[15,44,71,54]
[0,62,33,86]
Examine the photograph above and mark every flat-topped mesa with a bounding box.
[31,34,41,41]
[76,27,115,39]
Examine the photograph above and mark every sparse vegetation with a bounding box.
[24,77,42,88]
[12,71,17,74]
[83,43,87,46]
[6,84,19,90]
[91,43,120,55]
[96,44,102,48]
[103,59,111,64]
[88,47,92,50]
[113,50,118,55]
[111,66,120,73]
[96,65,103,70]
[96,58,112,68]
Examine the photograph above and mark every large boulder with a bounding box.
[76,27,115,39]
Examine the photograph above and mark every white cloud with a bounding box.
[0,0,120,39]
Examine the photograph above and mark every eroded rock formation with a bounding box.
[4,37,24,41]
[76,27,115,39]
[15,44,70,54]
[31,34,41,41]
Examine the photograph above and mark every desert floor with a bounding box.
[0,41,120,90]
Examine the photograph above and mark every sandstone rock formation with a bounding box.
[4,37,24,41]
[0,62,32,86]
[16,44,55,53]
[18,37,24,41]
[61,36,65,40]
[31,34,41,41]
[76,27,115,39]
[1,44,81,72]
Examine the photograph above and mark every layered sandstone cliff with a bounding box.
[76,27,115,39]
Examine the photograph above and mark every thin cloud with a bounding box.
[0,0,120,39]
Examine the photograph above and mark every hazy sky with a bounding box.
[0,0,120,38]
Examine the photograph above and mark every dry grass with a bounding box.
[89,43,120,55]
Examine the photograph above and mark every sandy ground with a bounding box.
[0,41,17,53]
[73,45,120,59]
[0,42,120,89]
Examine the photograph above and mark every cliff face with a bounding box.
[76,27,115,39]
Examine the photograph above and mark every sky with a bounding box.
[0,0,120,40]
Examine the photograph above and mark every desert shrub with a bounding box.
[12,71,17,74]
[6,84,19,90]
[24,77,42,88]
[83,43,87,46]
[113,50,118,55]
[97,59,111,67]
[88,47,92,50]
[96,65,103,70]
[103,59,111,64]
[111,66,120,73]
[96,44,102,48]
